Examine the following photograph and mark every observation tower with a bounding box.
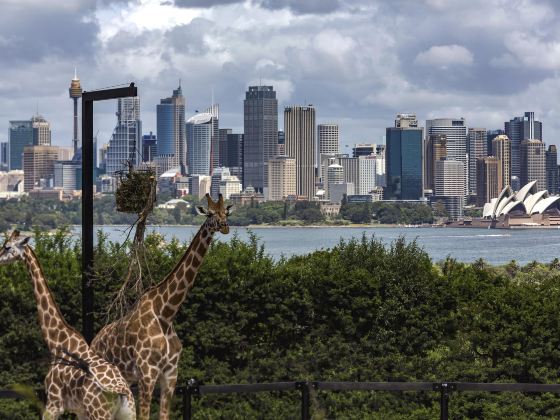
[69,68,82,155]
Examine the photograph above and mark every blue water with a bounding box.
[70,225,560,266]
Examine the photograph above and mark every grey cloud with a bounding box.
[174,0,342,14]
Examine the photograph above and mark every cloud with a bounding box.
[504,32,560,70]
[414,44,474,68]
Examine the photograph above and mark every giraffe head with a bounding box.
[0,230,30,264]
[195,193,233,234]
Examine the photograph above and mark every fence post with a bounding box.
[295,382,310,420]
[183,379,199,420]
[433,382,455,420]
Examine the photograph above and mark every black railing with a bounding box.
[4,381,560,420]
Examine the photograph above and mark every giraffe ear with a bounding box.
[226,204,234,216]
[195,206,208,216]
[20,237,30,246]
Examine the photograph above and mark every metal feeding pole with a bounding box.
[81,82,138,343]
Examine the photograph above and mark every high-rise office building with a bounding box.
[358,155,377,195]
[186,112,213,176]
[338,156,359,193]
[23,145,59,191]
[268,155,296,201]
[31,114,51,146]
[8,120,32,170]
[326,163,344,201]
[505,112,542,179]
[54,160,82,193]
[486,129,505,157]
[546,145,558,193]
[467,128,487,195]
[285,105,316,199]
[142,132,157,162]
[492,134,511,189]
[426,118,467,193]
[69,69,82,155]
[205,104,220,173]
[0,142,8,171]
[106,97,142,175]
[520,139,546,190]
[243,86,278,192]
[425,134,447,191]
[318,123,339,155]
[352,143,375,157]
[476,156,502,207]
[386,113,423,199]
[375,144,386,187]
[218,128,232,167]
[156,84,186,173]
[434,158,465,220]
[277,130,285,156]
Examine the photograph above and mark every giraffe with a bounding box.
[91,193,232,419]
[0,230,136,420]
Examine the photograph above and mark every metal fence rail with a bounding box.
[4,381,560,420]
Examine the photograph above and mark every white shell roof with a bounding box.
[483,181,559,219]
[515,180,537,202]
[532,196,560,214]
[500,200,525,216]
[524,190,549,214]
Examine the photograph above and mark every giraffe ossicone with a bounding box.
[0,230,136,419]
[91,193,232,419]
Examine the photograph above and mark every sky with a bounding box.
[1,0,560,152]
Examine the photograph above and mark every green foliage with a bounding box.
[371,202,434,224]
[2,231,560,417]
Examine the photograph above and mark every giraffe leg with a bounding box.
[138,377,156,420]
[159,367,178,420]
[42,403,63,420]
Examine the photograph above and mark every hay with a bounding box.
[115,163,156,214]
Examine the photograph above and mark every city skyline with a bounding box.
[1,0,559,150]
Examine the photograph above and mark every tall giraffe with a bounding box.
[91,193,232,419]
[0,231,136,419]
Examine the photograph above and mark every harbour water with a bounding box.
[73,225,560,266]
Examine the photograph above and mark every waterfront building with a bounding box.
[186,112,213,176]
[546,145,558,194]
[326,163,344,201]
[285,105,316,200]
[23,145,59,191]
[318,123,339,155]
[505,112,542,180]
[386,113,423,199]
[106,97,142,176]
[434,158,465,220]
[338,156,359,194]
[352,144,375,158]
[267,155,296,201]
[330,182,354,203]
[492,135,511,188]
[467,128,487,195]
[425,134,447,191]
[520,139,546,191]
[476,156,502,207]
[157,84,186,173]
[142,132,157,162]
[358,155,377,195]
[243,86,278,192]
[219,174,242,199]
[69,69,82,155]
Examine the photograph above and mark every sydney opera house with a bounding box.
[482,180,560,228]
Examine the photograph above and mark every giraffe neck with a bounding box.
[23,246,86,357]
[150,221,214,322]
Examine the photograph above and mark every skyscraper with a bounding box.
[226,133,244,179]
[218,128,232,167]
[476,156,502,207]
[186,112,213,175]
[386,113,423,200]
[520,139,546,190]
[31,114,51,146]
[505,112,542,179]
[467,128,487,195]
[141,132,157,162]
[318,123,339,155]
[268,155,296,201]
[486,129,505,157]
[426,118,467,193]
[156,85,186,174]
[358,155,377,195]
[23,145,59,191]
[492,134,511,189]
[243,86,278,193]
[69,69,82,156]
[425,134,447,191]
[352,144,376,157]
[106,97,142,176]
[284,105,316,199]
[205,103,219,173]
[546,145,558,193]
[9,115,51,171]
[434,158,465,220]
